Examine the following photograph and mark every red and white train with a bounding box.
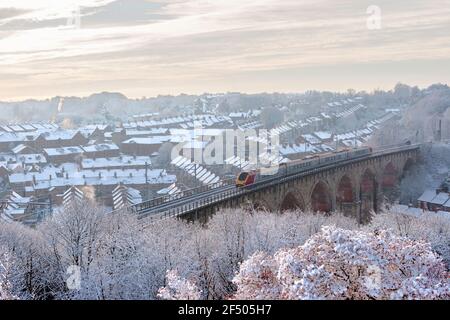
[235,147,373,188]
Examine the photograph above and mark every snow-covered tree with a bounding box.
[40,201,106,271]
[0,247,18,300]
[232,226,450,300]
[369,211,450,267]
[78,209,164,300]
[0,219,59,300]
[158,270,202,300]
[1,206,448,300]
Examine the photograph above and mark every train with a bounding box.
[235,146,373,188]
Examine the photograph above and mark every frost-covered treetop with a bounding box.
[232,226,450,300]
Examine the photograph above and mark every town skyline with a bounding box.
[0,81,448,103]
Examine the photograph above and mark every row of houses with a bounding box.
[171,156,221,186]
[334,114,396,148]
[0,128,97,152]
[0,122,182,221]
[0,191,50,225]
[417,176,450,212]
[122,114,234,130]
[333,104,367,119]
[9,163,175,201]
[326,97,364,108]
[0,184,146,224]
[0,122,59,133]
[1,142,121,166]
[276,113,397,160]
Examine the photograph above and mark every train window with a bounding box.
[238,172,249,181]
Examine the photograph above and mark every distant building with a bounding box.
[181,140,210,162]
[157,183,181,196]
[313,131,334,143]
[300,134,322,146]
[36,130,88,149]
[112,184,142,210]
[0,132,23,152]
[81,155,152,171]
[418,186,450,212]
[120,136,171,156]
[82,143,120,159]
[61,186,85,209]
[12,144,38,155]
[13,167,176,205]
[0,165,9,179]
[0,191,48,225]
[44,146,84,164]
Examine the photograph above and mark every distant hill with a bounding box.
[370,84,450,145]
[401,86,450,141]
[0,92,199,125]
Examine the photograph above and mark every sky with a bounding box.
[0,0,450,101]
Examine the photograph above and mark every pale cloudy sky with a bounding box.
[0,0,449,101]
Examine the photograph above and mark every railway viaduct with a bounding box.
[136,145,421,224]
[232,147,419,223]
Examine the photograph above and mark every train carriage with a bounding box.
[236,147,373,188]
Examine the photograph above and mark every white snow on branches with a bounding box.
[0,207,449,300]
[232,226,450,300]
[0,247,18,300]
[158,270,202,300]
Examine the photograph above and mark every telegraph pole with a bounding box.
[145,161,149,200]
[194,164,198,187]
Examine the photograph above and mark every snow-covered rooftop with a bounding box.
[44,146,84,156]
[418,190,439,203]
[82,143,119,153]
[314,131,332,141]
[429,192,450,205]
[122,136,171,145]
[81,156,152,169]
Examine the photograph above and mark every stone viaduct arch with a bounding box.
[280,189,305,212]
[382,162,399,202]
[336,174,355,215]
[359,168,378,223]
[402,158,416,178]
[310,180,333,213]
